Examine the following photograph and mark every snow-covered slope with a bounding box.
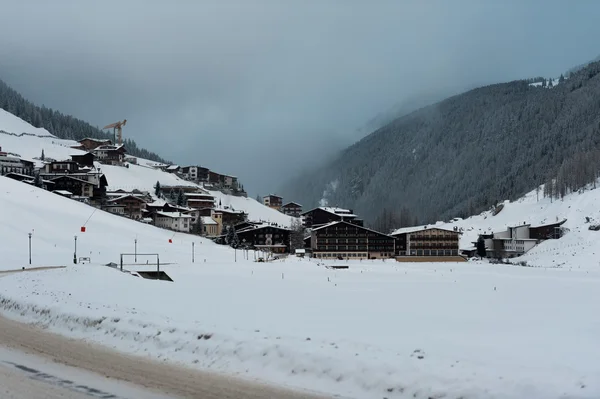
[422,183,600,269]
[0,108,53,137]
[0,110,295,225]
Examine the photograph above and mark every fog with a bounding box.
[1,0,600,195]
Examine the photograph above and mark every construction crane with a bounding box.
[103,119,127,146]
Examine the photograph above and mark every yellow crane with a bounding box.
[103,119,127,146]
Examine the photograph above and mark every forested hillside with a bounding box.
[0,79,168,163]
[281,61,600,229]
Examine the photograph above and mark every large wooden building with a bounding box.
[391,226,461,258]
[235,224,291,253]
[263,194,283,210]
[309,221,395,260]
[281,202,302,217]
[301,207,363,228]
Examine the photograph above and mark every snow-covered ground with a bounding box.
[1,175,600,398]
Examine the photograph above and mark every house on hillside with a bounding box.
[91,145,126,166]
[391,226,462,260]
[180,166,210,182]
[72,138,112,152]
[48,175,95,198]
[236,224,291,253]
[44,160,80,174]
[154,211,192,233]
[0,155,34,176]
[479,220,567,259]
[262,194,283,211]
[301,206,363,228]
[309,221,395,260]
[184,192,215,209]
[165,165,180,174]
[211,207,247,234]
[201,216,219,237]
[70,153,95,167]
[105,194,147,220]
[281,202,302,217]
[101,203,126,216]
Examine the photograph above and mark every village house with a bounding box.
[309,221,395,260]
[391,226,462,261]
[105,194,147,220]
[53,190,74,199]
[71,138,112,152]
[44,160,80,174]
[201,216,219,237]
[263,194,283,211]
[301,206,363,228]
[101,203,125,216]
[154,211,192,233]
[0,155,34,176]
[49,175,95,198]
[235,223,292,253]
[70,153,95,167]
[281,202,302,217]
[184,192,215,209]
[480,220,567,259]
[91,145,126,166]
[180,166,210,182]
[211,207,247,235]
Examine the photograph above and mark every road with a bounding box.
[0,313,330,399]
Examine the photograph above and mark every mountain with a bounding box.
[0,78,168,163]
[280,61,600,226]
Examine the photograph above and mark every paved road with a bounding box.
[0,314,330,399]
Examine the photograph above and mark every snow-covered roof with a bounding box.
[302,206,356,217]
[201,216,218,225]
[282,201,302,207]
[391,225,459,236]
[236,223,291,234]
[156,211,192,219]
[167,165,180,170]
[263,194,282,199]
[107,194,147,203]
[53,190,73,195]
[312,220,394,237]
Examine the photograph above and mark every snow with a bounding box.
[391,224,456,235]
[156,211,192,219]
[2,174,600,398]
[0,109,54,137]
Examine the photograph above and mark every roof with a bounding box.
[282,201,302,207]
[201,216,218,225]
[312,220,394,238]
[263,194,282,199]
[301,206,356,218]
[107,194,147,203]
[48,175,94,185]
[530,219,567,229]
[213,207,245,215]
[236,223,291,234]
[391,225,459,236]
[53,190,73,195]
[166,165,180,170]
[156,211,193,219]
[184,192,213,198]
[80,138,111,143]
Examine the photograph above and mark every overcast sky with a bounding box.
[1,1,600,196]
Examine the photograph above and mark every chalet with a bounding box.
[48,175,95,198]
[91,145,126,165]
[101,203,126,216]
[236,224,291,253]
[44,160,80,174]
[70,153,95,167]
[0,155,34,176]
[263,194,283,210]
[201,216,219,237]
[391,226,461,260]
[281,202,302,217]
[73,138,112,151]
[309,221,395,259]
[154,211,192,233]
[211,207,247,234]
[184,192,215,209]
[106,194,147,220]
[124,156,137,164]
[165,165,180,174]
[301,207,363,228]
[180,166,210,182]
[480,220,566,259]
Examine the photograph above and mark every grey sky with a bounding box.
[1,1,600,196]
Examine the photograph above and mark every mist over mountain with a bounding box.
[280,60,600,226]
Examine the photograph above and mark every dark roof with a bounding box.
[312,220,394,238]
[48,175,94,185]
[282,201,302,207]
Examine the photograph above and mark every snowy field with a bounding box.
[1,177,600,398]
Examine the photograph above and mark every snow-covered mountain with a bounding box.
[0,109,295,226]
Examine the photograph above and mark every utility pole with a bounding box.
[134,238,137,262]
[28,233,32,265]
[234,247,237,262]
[192,242,195,263]
[73,235,78,264]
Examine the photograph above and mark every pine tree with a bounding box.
[289,219,306,251]
[177,189,185,206]
[169,189,176,203]
[255,194,261,202]
[225,225,235,245]
[476,236,486,258]
[559,74,565,83]
[231,231,240,248]
[40,149,45,161]
[33,172,43,188]
[154,181,161,198]
[192,217,204,236]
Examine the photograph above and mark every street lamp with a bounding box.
[28,233,32,265]
[73,235,77,264]
[134,238,137,262]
